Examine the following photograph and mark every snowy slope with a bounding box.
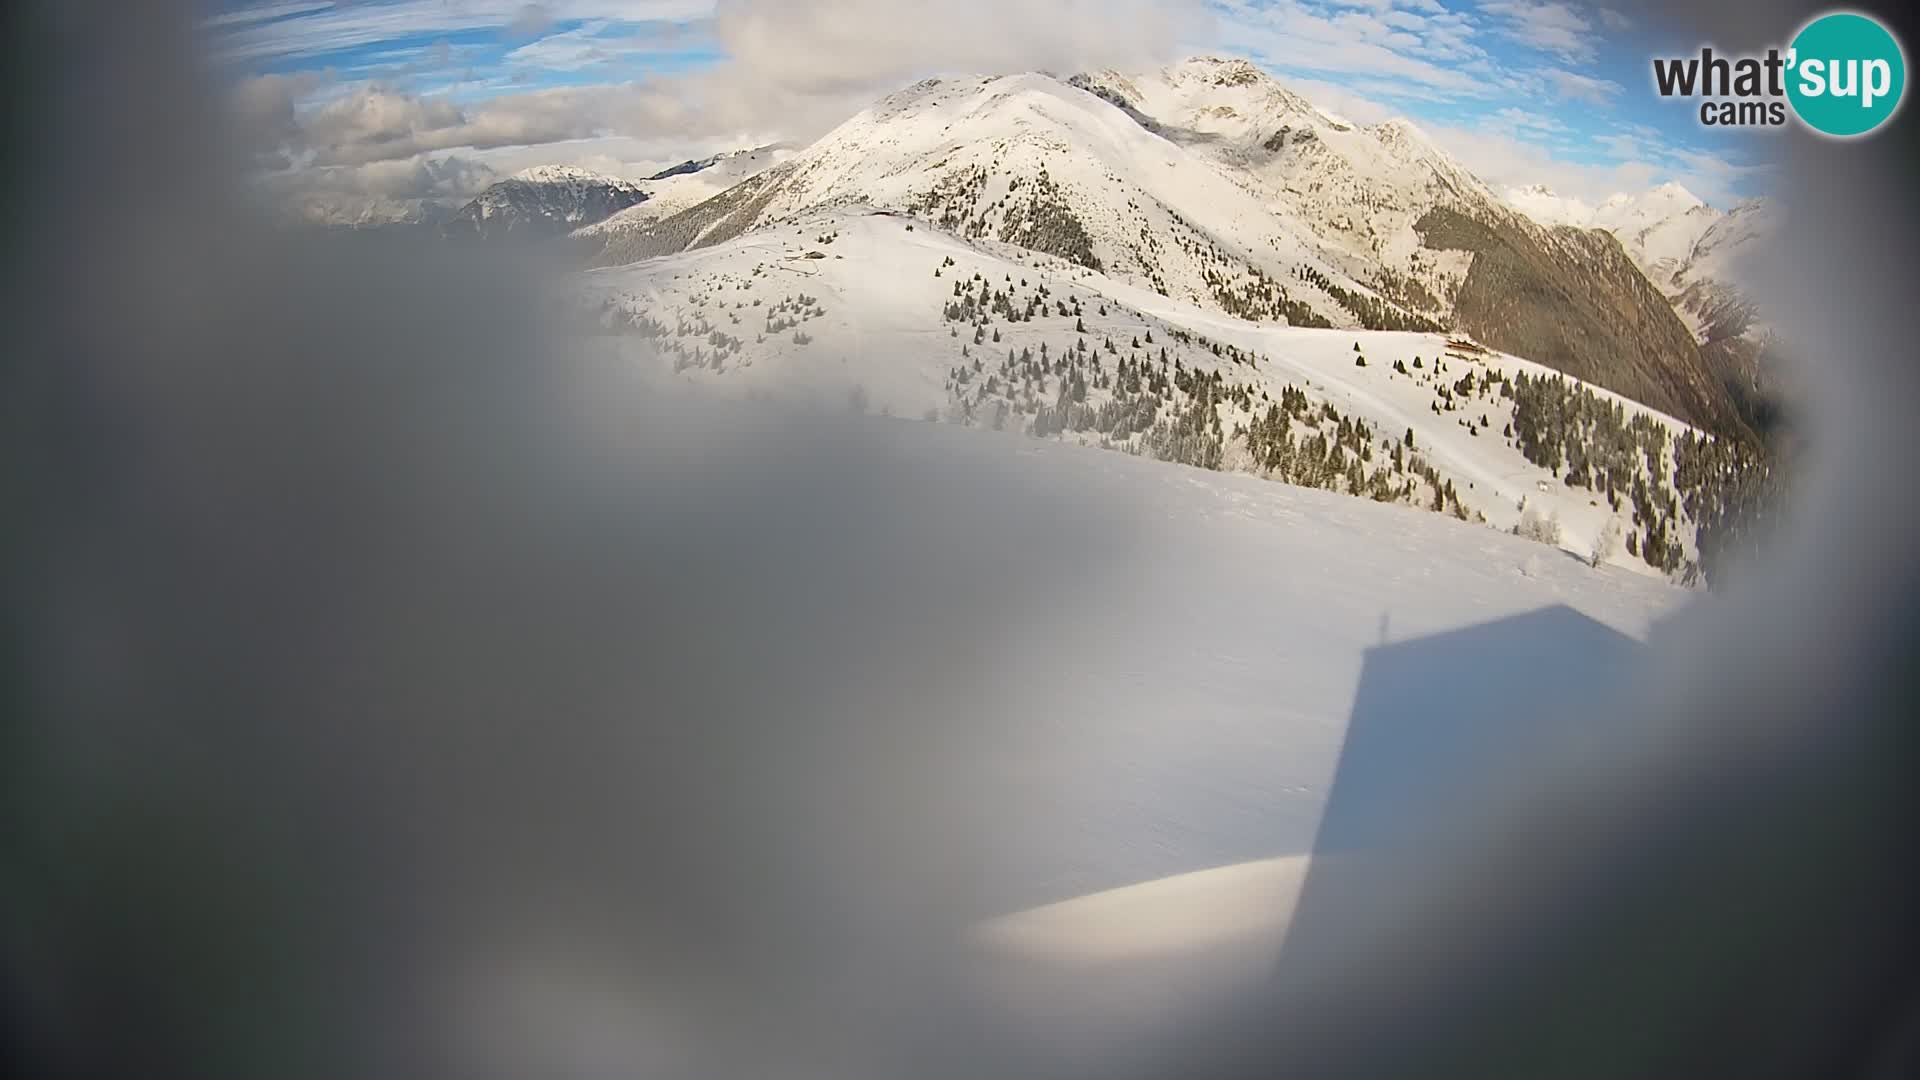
[1073,58,1501,312]
[587,60,1734,430]
[1591,183,1721,287]
[484,382,1687,1065]
[1508,182,1779,344]
[843,412,1687,898]
[1669,199,1777,337]
[595,70,1408,331]
[1669,200,1783,430]
[575,145,794,237]
[1080,60,1733,429]
[580,207,1704,576]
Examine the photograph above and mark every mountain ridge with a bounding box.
[442,166,649,241]
[1508,181,1781,435]
[585,59,1746,435]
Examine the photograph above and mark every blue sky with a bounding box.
[211,0,1776,210]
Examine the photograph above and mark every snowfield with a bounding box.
[552,394,1687,1061]
[840,418,1686,1051]
[340,372,1693,1071]
[581,208,1702,576]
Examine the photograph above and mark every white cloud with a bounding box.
[1274,78,1400,124]
[224,0,1759,215]
[1398,108,1762,211]
[1540,68,1622,104]
[1572,122,1771,207]
[708,0,1205,97]
[257,151,503,222]
[232,0,1211,183]
[251,83,656,168]
[506,22,627,70]
[1479,1,1598,64]
[210,1,716,64]
[203,2,331,30]
[1485,105,1572,137]
[231,72,328,166]
[507,4,555,39]
[1211,0,1491,98]
[481,0,1217,152]
[1415,120,1629,201]
[505,19,705,70]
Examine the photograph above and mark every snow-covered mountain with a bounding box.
[1508,182,1782,432]
[1069,59,1502,310]
[1507,182,1777,336]
[1071,59,1735,432]
[578,205,1730,581]
[644,146,780,181]
[575,144,794,239]
[442,165,649,241]
[287,194,462,230]
[1503,183,1594,228]
[596,68,1367,317]
[588,59,1738,433]
[1512,182,1719,272]
[1670,201,1783,431]
[1667,199,1775,337]
[1592,184,1722,286]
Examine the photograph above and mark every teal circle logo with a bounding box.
[1787,12,1906,137]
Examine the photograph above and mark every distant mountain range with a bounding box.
[574,146,795,238]
[282,58,1777,438]
[293,150,791,239]
[575,58,1756,435]
[1507,182,1782,434]
[437,165,649,242]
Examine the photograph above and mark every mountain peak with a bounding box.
[587,64,1748,432]
[1650,180,1704,206]
[448,166,648,240]
[644,145,790,182]
[1504,185,1595,227]
[510,164,632,186]
[1370,116,1431,146]
[1183,55,1267,84]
